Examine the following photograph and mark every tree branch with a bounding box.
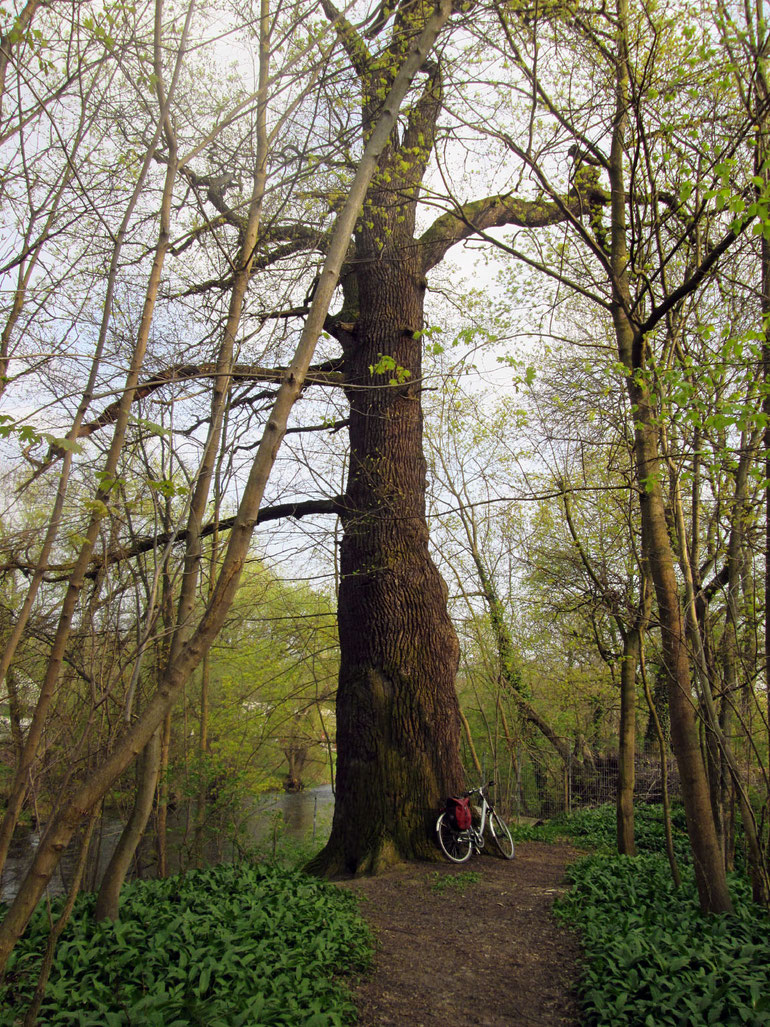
[320,0,372,79]
[637,213,755,336]
[0,497,347,581]
[418,184,609,273]
[23,361,345,480]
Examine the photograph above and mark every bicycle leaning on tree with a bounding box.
[436,781,515,863]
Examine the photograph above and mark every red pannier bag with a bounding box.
[446,795,472,830]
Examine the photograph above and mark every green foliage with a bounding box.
[1,862,371,1026]
[0,414,84,454]
[508,819,572,844]
[556,854,770,1027]
[428,870,482,894]
[368,353,411,384]
[508,801,695,859]
[521,807,769,1025]
[548,802,692,863]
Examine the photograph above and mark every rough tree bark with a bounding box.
[310,96,466,870]
[308,0,635,873]
[307,2,604,873]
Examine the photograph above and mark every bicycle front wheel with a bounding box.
[436,812,473,863]
[489,810,515,859]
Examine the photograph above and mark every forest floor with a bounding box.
[338,841,582,1027]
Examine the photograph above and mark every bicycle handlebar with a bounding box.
[463,781,495,798]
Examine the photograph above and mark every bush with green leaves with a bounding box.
[554,846,770,1025]
[1,862,371,1026]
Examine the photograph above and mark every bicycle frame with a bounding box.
[436,779,515,862]
[461,784,494,852]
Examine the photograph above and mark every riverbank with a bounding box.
[0,785,336,905]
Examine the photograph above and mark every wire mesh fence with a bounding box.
[497,750,681,820]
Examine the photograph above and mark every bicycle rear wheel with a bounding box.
[436,812,473,863]
[489,810,515,859]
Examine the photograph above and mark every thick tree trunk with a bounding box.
[309,219,464,874]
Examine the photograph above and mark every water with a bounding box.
[0,785,336,905]
[249,784,335,844]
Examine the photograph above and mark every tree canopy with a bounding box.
[1,0,769,977]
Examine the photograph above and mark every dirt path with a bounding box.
[339,842,582,1027]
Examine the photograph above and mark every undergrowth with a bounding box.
[510,801,692,862]
[428,870,482,894]
[557,852,770,1026]
[1,861,371,1026]
[526,804,770,1026]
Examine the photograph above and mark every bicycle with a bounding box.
[436,781,515,863]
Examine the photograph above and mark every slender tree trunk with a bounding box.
[667,431,770,906]
[156,711,172,877]
[761,112,770,871]
[617,627,641,856]
[94,728,162,921]
[5,665,24,762]
[459,704,483,778]
[0,147,179,876]
[194,655,211,863]
[640,645,681,887]
[0,0,196,875]
[625,365,731,911]
[21,808,99,1027]
[610,0,730,913]
[642,665,668,752]
[721,442,770,903]
[0,0,43,115]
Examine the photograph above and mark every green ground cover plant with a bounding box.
[557,853,770,1026]
[509,802,690,852]
[535,805,770,1026]
[0,862,371,1026]
[428,871,482,894]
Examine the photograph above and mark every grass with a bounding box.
[428,870,482,894]
[522,803,770,1027]
[1,861,372,1026]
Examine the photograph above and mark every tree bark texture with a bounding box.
[306,9,467,873]
[314,226,464,874]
